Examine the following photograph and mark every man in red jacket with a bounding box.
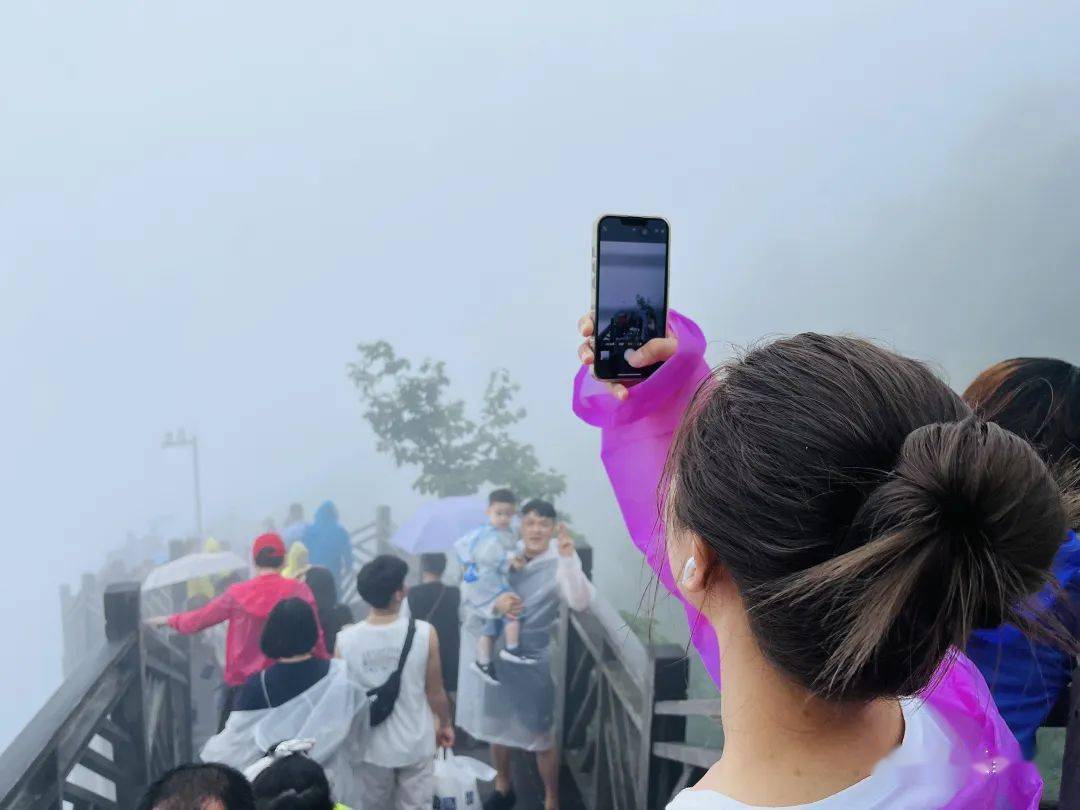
[147,532,328,728]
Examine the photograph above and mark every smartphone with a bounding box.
[592,214,670,380]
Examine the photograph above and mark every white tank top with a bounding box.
[336,616,435,769]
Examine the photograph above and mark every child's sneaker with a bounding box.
[499,647,541,666]
[472,660,501,685]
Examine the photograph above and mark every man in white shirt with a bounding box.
[336,555,455,810]
[455,499,595,810]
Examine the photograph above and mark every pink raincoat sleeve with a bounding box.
[169,592,233,634]
[572,309,1042,808]
[572,309,720,686]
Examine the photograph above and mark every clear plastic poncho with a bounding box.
[456,549,563,752]
[200,660,370,805]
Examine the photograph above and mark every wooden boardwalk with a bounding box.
[460,734,587,810]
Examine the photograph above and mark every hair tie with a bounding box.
[243,738,316,781]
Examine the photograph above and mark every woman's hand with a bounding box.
[577,312,678,400]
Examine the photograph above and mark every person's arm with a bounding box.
[163,592,233,634]
[573,309,722,685]
[555,524,595,612]
[424,627,455,748]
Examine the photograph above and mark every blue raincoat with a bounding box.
[967,530,1080,759]
[302,502,353,587]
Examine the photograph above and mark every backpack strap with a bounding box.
[395,618,417,674]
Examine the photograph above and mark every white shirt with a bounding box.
[667,699,962,810]
[336,616,435,769]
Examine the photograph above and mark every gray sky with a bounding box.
[2,2,1080,748]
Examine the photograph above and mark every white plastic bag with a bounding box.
[432,748,495,809]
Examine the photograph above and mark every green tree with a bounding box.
[348,341,566,500]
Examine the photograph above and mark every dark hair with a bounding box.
[303,566,351,654]
[251,754,333,810]
[255,549,285,569]
[137,763,255,810]
[303,567,338,614]
[260,598,318,660]
[356,555,409,609]
[420,552,447,576]
[665,333,1078,702]
[964,357,1080,467]
[521,499,556,520]
[488,488,517,506]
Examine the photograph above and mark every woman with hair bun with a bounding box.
[964,357,1080,760]
[573,311,1076,808]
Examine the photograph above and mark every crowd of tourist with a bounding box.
[134,314,1080,810]
[142,494,591,810]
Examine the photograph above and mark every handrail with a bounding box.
[0,636,134,807]
[1,582,193,810]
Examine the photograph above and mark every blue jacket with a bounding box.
[301,502,353,586]
[967,530,1080,759]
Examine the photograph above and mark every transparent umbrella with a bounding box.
[141,551,248,592]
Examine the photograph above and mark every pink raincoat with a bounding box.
[572,310,1042,808]
[169,573,329,686]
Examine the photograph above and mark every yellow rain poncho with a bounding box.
[282,541,311,579]
[186,537,223,601]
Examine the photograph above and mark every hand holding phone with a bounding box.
[577,312,678,400]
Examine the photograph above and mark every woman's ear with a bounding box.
[679,535,713,596]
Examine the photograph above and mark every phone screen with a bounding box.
[593,215,670,380]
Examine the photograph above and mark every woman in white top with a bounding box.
[336,555,455,810]
[573,310,1073,808]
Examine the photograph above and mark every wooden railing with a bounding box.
[0,583,192,810]
[552,545,724,810]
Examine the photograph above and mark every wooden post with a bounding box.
[1059,658,1080,808]
[375,505,392,556]
[104,583,149,807]
[646,645,690,810]
[81,573,97,665]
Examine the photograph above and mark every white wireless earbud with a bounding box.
[681,556,697,585]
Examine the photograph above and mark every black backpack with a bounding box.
[366,618,417,728]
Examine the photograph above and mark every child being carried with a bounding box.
[455,488,540,685]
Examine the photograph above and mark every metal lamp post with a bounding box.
[162,428,203,538]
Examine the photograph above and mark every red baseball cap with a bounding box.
[252,532,286,561]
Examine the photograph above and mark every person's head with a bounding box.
[252,533,286,571]
[137,763,255,810]
[419,552,447,580]
[356,554,409,611]
[260,598,318,660]
[964,357,1080,468]
[251,753,333,810]
[313,501,338,525]
[664,332,1077,703]
[303,566,338,612]
[487,488,517,530]
[520,499,557,557]
[286,503,305,524]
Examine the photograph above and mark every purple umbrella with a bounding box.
[390,495,488,554]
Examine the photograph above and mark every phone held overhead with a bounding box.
[591,215,670,381]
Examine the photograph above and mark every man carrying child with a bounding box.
[454,488,540,684]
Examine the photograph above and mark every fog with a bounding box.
[3,2,1080,749]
